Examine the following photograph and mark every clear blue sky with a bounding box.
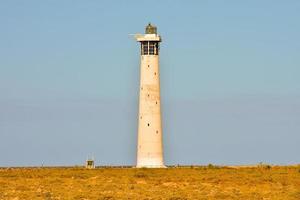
[0,1,299,166]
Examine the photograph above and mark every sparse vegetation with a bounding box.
[207,163,220,169]
[0,166,299,199]
[258,162,272,169]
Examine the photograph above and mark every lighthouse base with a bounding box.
[136,164,167,168]
[136,158,166,168]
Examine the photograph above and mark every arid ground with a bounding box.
[0,165,299,200]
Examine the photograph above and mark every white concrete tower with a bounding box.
[135,23,165,168]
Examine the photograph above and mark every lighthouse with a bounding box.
[134,23,165,168]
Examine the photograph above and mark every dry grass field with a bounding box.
[0,165,299,200]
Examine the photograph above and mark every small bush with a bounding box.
[258,162,272,170]
[207,164,220,169]
[265,165,271,170]
[134,171,148,178]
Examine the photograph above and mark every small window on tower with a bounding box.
[147,123,150,127]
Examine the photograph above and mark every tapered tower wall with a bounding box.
[135,24,165,168]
